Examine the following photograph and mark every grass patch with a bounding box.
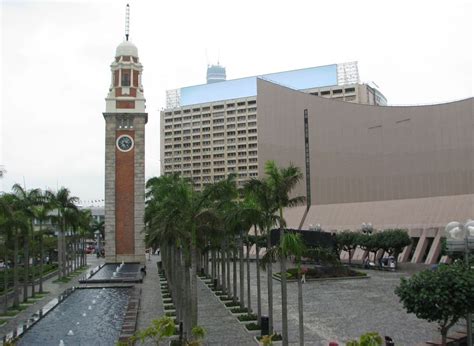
[224,301,240,307]
[0,319,7,326]
[231,307,248,314]
[53,277,71,284]
[165,311,176,317]
[237,313,257,321]
[219,296,233,301]
[163,298,173,304]
[10,304,28,312]
[0,311,19,317]
[28,296,45,301]
[245,322,261,330]
[162,294,171,299]
[164,304,175,311]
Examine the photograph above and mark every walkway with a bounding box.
[137,254,257,345]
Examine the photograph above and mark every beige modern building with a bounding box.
[257,79,473,265]
[161,62,385,189]
[160,63,472,265]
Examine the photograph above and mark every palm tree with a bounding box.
[78,209,92,267]
[0,195,13,310]
[245,177,279,334]
[145,175,214,341]
[0,193,29,308]
[263,160,305,346]
[48,187,78,279]
[33,191,54,294]
[281,232,306,346]
[12,184,41,302]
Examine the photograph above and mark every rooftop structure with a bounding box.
[206,64,226,84]
[165,61,379,108]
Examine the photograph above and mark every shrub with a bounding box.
[245,322,261,330]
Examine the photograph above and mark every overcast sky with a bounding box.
[1,0,472,204]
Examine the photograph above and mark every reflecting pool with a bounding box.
[18,287,130,345]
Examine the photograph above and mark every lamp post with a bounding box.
[361,222,373,235]
[445,219,474,346]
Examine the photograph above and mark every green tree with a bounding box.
[11,184,41,302]
[335,230,359,265]
[78,209,92,267]
[33,190,54,293]
[395,263,474,345]
[358,232,381,263]
[0,193,29,308]
[48,187,79,279]
[245,177,279,334]
[379,229,411,262]
[264,161,305,346]
[145,174,217,342]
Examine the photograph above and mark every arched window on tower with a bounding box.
[122,72,130,87]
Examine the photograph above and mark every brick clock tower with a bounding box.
[103,27,147,263]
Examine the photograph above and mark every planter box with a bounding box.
[238,318,257,324]
[272,273,369,282]
[253,336,282,345]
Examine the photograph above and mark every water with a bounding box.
[18,288,130,346]
[87,263,142,281]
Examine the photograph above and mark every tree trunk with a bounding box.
[297,264,304,346]
[239,229,245,309]
[226,247,231,297]
[233,247,237,303]
[31,236,35,298]
[280,207,289,346]
[39,226,44,293]
[221,245,226,294]
[4,244,8,312]
[23,234,29,303]
[57,231,62,279]
[256,243,262,324]
[440,327,447,346]
[183,256,192,340]
[253,226,261,323]
[190,243,198,331]
[13,230,20,308]
[246,242,252,313]
[266,229,273,335]
[211,249,215,282]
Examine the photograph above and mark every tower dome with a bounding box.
[116,40,138,57]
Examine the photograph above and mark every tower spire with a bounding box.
[125,4,130,41]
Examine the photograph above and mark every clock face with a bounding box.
[116,135,134,152]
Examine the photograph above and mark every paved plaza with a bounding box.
[1,254,444,345]
[238,261,440,345]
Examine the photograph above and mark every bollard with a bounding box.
[260,316,269,336]
[179,322,184,343]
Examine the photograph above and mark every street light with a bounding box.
[361,222,373,234]
[445,219,474,346]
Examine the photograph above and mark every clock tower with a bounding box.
[103,12,147,263]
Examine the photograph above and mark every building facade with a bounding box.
[257,79,473,265]
[161,62,385,189]
[103,38,147,263]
